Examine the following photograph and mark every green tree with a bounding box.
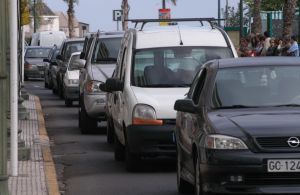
[62,0,78,38]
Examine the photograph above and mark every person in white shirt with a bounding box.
[287,35,299,57]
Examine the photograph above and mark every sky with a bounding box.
[43,0,239,32]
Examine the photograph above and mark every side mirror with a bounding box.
[75,59,86,69]
[56,54,63,61]
[100,78,123,92]
[80,52,85,59]
[174,99,198,113]
[43,58,50,63]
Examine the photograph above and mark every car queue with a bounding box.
[25,19,300,195]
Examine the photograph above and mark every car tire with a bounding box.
[65,99,73,107]
[194,154,204,195]
[52,87,57,94]
[79,102,98,134]
[125,134,140,172]
[177,145,193,193]
[114,134,125,161]
[107,117,114,144]
[48,77,53,89]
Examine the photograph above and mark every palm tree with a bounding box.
[62,0,78,38]
[282,0,297,37]
[252,0,262,34]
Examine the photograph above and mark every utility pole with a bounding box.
[218,0,221,26]
[0,0,10,193]
[33,0,37,33]
[162,0,166,9]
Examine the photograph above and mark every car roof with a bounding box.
[26,46,52,49]
[216,57,300,69]
[133,25,227,49]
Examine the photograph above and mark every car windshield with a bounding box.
[68,54,80,70]
[132,47,232,87]
[212,66,300,108]
[91,37,122,64]
[25,48,51,58]
[65,42,84,60]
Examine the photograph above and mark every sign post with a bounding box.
[113,10,123,31]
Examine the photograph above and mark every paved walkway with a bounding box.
[8,95,60,195]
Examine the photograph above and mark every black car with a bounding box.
[174,57,300,195]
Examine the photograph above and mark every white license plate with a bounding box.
[267,159,300,172]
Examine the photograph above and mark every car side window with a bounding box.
[192,68,207,104]
[187,68,202,99]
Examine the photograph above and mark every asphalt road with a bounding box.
[25,80,180,195]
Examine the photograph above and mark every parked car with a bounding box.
[174,57,300,195]
[63,52,81,106]
[44,46,60,88]
[78,31,124,134]
[53,38,84,97]
[100,18,238,171]
[24,46,52,80]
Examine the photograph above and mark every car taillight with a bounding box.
[24,63,32,69]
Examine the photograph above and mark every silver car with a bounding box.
[78,32,123,134]
[24,46,52,80]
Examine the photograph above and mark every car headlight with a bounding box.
[86,80,103,93]
[132,104,163,125]
[205,135,248,150]
[67,79,79,85]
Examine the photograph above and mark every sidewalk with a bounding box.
[8,95,60,195]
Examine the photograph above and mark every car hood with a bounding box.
[66,70,79,80]
[208,108,300,138]
[25,58,45,66]
[90,64,115,82]
[131,86,189,119]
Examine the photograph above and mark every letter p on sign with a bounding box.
[113,10,123,21]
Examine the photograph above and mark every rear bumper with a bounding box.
[83,93,106,120]
[126,124,176,157]
[64,86,79,100]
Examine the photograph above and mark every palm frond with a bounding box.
[171,0,177,6]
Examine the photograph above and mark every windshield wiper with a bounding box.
[273,104,300,107]
[218,105,258,109]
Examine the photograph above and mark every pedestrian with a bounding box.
[275,38,283,56]
[260,31,271,56]
[255,34,265,56]
[266,38,277,56]
[280,36,291,56]
[287,35,299,57]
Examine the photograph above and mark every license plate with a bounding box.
[267,159,300,172]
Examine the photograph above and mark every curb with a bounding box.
[35,96,60,195]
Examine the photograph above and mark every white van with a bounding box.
[101,18,238,171]
[31,31,66,47]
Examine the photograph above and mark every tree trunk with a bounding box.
[251,0,262,34]
[67,0,75,38]
[282,0,297,37]
[121,0,129,31]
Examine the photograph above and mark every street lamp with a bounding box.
[162,0,166,9]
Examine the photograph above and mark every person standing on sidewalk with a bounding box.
[260,31,271,56]
[287,35,299,57]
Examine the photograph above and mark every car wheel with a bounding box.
[79,102,98,134]
[177,145,193,193]
[107,117,114,144]
[52,86,57,94]
[48,75,53,89]
[58,82,64,99]
[194,154,204,195]
[114,134,125,161]
[65,99,73,107]
[125,134,140,172]
[24,76,28,81]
